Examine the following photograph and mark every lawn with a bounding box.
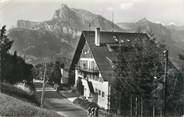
[1,82,40,105]
[0,93,64,117]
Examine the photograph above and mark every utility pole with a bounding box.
[0,50,1,93]
[130,95,133,117]
[163,50,168,117]
[41,58,47,108]
[141,96,143,117]
[107,82,112,117]
[89,23,91,31]
[135,97,138,117]
[153,104,155,117]
[111,10,114,32]
[0,29,2,93]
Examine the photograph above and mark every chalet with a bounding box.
[69,28,150,110]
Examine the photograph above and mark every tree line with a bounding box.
[0,26,33,87]
[0,25,63,89]
[32,61,63,86]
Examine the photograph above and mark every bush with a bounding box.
[1,82,39,106]
[73,97,98,109]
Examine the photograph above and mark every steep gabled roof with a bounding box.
[70,31,149,82]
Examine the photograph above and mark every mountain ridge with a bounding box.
[8,4,123,65]
[118,18,184,69]
[8,5,184,69]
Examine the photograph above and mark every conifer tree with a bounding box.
[0,25,14,82]
[112,35,164,116]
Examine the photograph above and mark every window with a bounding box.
[102,92,105,97]
[98,90,101,95]
[95,88,98,93]
[82,60,87,69]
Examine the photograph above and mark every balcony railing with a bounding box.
[76,66,99,75]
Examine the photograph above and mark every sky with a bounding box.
[0,0,184,28]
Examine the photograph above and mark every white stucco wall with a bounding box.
[79,76,109,110]
[89,79,109,110]
[81,79,91,98]
[75,57,110,110]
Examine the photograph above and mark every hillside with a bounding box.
[118,18,184,69]
[8,28,73,64]
[8,4,122,65]
[166,25,184,49]
[0,93,62,117]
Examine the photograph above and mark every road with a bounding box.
[34,81,88,117]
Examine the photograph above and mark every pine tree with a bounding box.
[0,26,14,83]
[0,26,33,85]
[51,61,61,85]
[112,35,164,116]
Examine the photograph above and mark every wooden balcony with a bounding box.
[76,66,99,75]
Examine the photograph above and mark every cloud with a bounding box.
[0,0,10,3]
[0,0,184,26]
[119,0,146,10]
[106,7,113,11]
[0,0,11,9]
[0,11,3,27]
[120,2,134,9]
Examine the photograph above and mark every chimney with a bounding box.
[95,28,100,46]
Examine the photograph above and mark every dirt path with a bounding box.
[34,81,88,117]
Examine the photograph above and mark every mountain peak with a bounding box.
[53,4,72,19]
[60,4,69,10]
[137,18,150,23]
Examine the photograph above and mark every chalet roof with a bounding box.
[70,31,149,82]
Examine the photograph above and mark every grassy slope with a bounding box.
[0,93,63,117]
